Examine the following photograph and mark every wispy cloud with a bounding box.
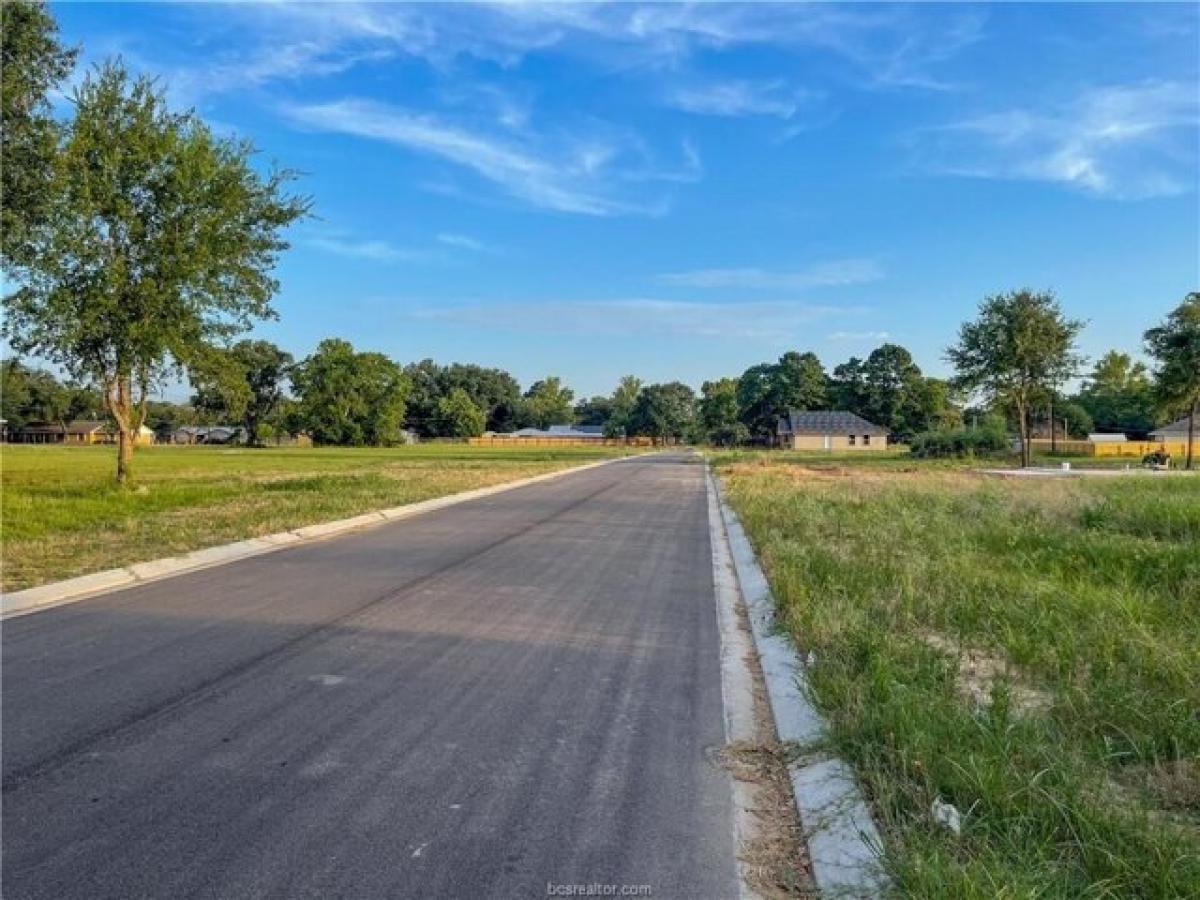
[911,80,1200,199]
[408,298,865,342]
[665,79,810,119]
[437,233,491,253]
[657,259,884,291]
[282,98,694,216]
[828,330,891,341]
[305,233,426,263]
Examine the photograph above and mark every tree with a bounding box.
[1075,350,1156,436]
[1,0,76,266]
[437,388,486,438]
[574,396,614,428]
[521,377,574,429]
[292,339,409,446]
[403,359,444,437]
[947,289,1083,467]
[736,363,777,438]
[699,377,746,446]
[604,375,642,437]
[628,382,696,443]
[772,351,828,413]
[1144,293,1200,470]
[2,62,309,482]
[440,363,521,432]
[830,357,869,413]
[191,340,293,446]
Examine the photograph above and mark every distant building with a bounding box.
[509,425,605,440]
[1150,417,1195,441]
[170,425,246,445]
[1087,433,1128,443]
[776,410,890,451]
[10,420,154,445]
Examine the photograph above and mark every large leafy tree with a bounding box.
[628,382,697,443]
[772,350,828,413]
[947,289,1083,467]
[191,340,294,446]
[2,62,308,481]
[699,377,746,446]
[1075,350,1157,436]
[292,339,409,446]
[436,387,486,438]
[521,377,574,429]
[0,0,76,266]
[1144,293,1200,469]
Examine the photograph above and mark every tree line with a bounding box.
[2,3,1196,476]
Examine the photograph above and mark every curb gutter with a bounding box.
[709,466,888,898]
[2,455,636,619]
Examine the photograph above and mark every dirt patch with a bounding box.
[719,598,817,899]
[1119,758,1200,818]
[919,631,1053,716]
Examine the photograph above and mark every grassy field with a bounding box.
[1,443,640,591]
[716,453,1199,897]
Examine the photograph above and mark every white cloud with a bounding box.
[913,81,1200,199]
[282,98,692,216]
[665,79,811,118]
[657,259,884,291]
[408,297,865,342]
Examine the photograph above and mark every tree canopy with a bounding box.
[436,388,486,438]
[291,339,409,446]
[0,0,77,266]
[521,377,575,429]
[2,61,308,480]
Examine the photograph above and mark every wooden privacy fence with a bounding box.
[1030,439,1199,458]
[466,436,658,447]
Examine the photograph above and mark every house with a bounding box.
[1150,416,1195,442]
[776,410,890,451]
[10,421,155,445]
[1088,433,1128,443]
[170,425,245,445]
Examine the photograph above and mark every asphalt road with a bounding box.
[2,453,738,899]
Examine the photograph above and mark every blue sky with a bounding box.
[55,2,1200,398]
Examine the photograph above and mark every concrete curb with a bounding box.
[709,466,888,898]
[2,455,638,620]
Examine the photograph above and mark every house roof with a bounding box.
[510,425,605,438]
[1150,416,1194,436]
[19,420,109,435]
[777,410,890,436]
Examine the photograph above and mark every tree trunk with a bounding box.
[1017,400,1030,468]
[1048,395,1056,453]
[117,427,135,484]
[107,371,137,485]
[1188,399,1197,471]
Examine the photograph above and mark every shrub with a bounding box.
[909,424,1009,458]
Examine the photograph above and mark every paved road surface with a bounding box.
[2,454,737,899]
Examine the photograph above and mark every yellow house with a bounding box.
[10,421,154,445]
[776,410,890,450]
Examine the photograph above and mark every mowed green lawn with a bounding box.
[718,455,1199,897]
[2,443,640,591]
